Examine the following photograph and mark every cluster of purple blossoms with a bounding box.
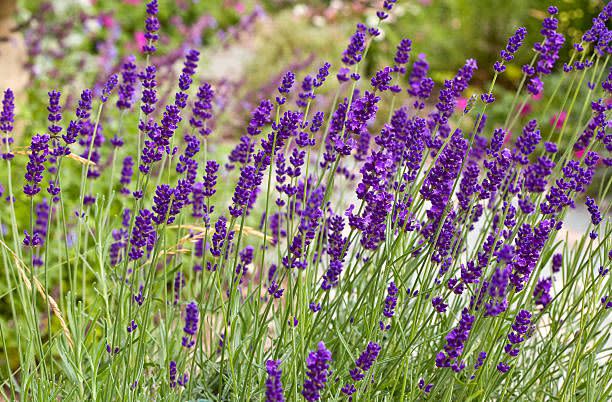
[235,245,254,284]
[175,49,200,110]
[510,219,555,292]
[533,277,552,308]
[62,89,92,151]
[350,342,381,382]
[46,90,65,191]
[128,209,156,260]
[24,134,50,196]
[321,214,347,290]
[1,89,15,160]
[265,360,285,402]
[494,27,528,73]
[428,59,477,150]
[169,360,177,388]
[585,196,602,225]
[379,281,398,330]
[190,83,215,136]
[342,341,381,398]
[139,66,158,116]
[407,53,431,98]
[174,271,185,305]
[418,379,434,393]
[580,3,612,56]
[100,74,118,103]
[540,155,598,215]
[471,351,487,379]
[394,38,412,72]
[341,23,367,68]
[143,0,160,54]
[182,301,199,348]
[435,308,475,372]
[268,280,284,299]
[286,183,324,269]
[524,7,565,95]
[484,266,510,317]
[523,155,555,193]
[420,130,468,245]
[127,320,138,333]
[117,55,138,110]
[119,156,134,195]
[192,160,219,222]
[376,0,398,20]
[302,342,332,401]
[276,71,295,105]
[498,310,532,373]
[209,216,233,269]
[552,252,562,273]
[514,119,541,164]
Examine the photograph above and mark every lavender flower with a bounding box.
[510,220,555,292]
[139,66,158,116]
[313,62,331,87]
[383,281,398,318]
[143,0,160,54]
[495,27,528,72]
[276,71,295,105]
[342,24,367,68]
[533,7,565,76]
[321,214,347,290]
[585,197,602,225]
[169,360,177,388]
[265,360,285,402]
[190,83,215,136]
[210,216,232,259]
[100,74,118,103]
[552,253,562,273]
[119,156,134,195]
[182,301,199,348]
[533,277,552,308]
[501,309,532,368]
[117,55,138,110]
[129,209,155,260]
[0,89,15,160]
[394,38,412,70]
[174,271,185,305]
[302,342,332,401]
[435,308,475,372]
[24,134,50,196]
[349,342,381,381]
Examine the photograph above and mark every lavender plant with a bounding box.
[0,1,610,401]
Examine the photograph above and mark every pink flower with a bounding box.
[134,31,147,52]
[574,149,584,160]
[532,92,543,101]
[518,102,532,116]
[123,0,141,4]
[457,97,468,111]
[503,131,513,145]
[234,2,246,13]
[549,111,567,130]
[100,14,117,29]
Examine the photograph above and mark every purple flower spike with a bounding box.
[265,360,285,402]
[117,55,138,110]
[143,0,160,55]
[349,341,381,382]
[182,301,199,348]
[302,342,332,401]
[24,134,50,196]
[101,74,119,103]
